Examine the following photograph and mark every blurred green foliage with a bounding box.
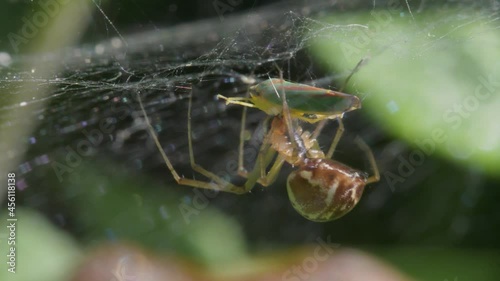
[312,8,500,176]
[64,161,248,267]
[0,209,82,281]
[375,247,500,281]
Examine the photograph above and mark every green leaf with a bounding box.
[311,8,500,176]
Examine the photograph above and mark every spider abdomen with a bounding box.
[287,158,367,222]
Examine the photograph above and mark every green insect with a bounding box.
[218,78,361,123]
[137,69,379,222]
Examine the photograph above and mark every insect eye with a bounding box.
[286,159,366,222]
[302,113,317,119]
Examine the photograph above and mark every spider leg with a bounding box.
[354,136,380,184]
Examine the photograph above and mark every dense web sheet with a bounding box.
[0,2,370,186]
[1,0,499,246]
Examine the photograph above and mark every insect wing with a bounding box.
[251,79,360,118]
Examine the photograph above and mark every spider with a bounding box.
[137,69,379,222]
